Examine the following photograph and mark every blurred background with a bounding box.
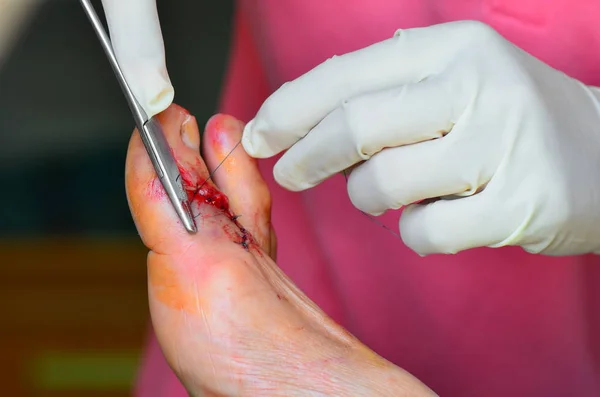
[0,0,233,395]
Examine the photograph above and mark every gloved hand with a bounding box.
[101,0,173,117]
[242,20,600,257]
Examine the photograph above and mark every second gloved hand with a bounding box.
[242,21,600,256]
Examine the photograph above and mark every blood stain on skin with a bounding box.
[146,178,167,200]
[176,159,256,252]
[221,224,239,240]
[145,108,258,253]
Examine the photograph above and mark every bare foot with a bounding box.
[125,104,437,397]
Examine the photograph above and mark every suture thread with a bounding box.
[189,139,401,240]
[342,170,402,240]
[191,139,242,220]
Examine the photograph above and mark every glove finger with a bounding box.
[273,77,456,191]
[399,192,512,255]
[347,130,493,215]
[242,23,465,159]
[101,0,174,117]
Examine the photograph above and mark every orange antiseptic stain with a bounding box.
[219,156,237,174]
[205,113,243,173]
[148,258,196,311]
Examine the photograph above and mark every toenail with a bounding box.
[205,114,240,150]
[181,115,200,150]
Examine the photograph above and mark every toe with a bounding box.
[125,104,241,255]
[202,114,274,256]
[125,104,201,254]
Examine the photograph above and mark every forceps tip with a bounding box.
[179,200,197,233]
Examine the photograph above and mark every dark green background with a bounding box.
[0,0,234,235]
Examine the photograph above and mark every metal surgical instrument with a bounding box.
[79,0,197,233]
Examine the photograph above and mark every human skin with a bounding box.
[124,104,438,396]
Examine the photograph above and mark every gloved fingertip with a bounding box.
[272,163,294,191]
[241,118,279,158]
[241,119,258,156]
[142,72,175,118]
[272,162,312,192]
[399,205,431,256]
[146,86,174,118]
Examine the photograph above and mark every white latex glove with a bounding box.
[101,0,173,117]
[0,0,42,70]
[242,21,600,256]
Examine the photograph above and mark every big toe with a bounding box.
[125,103,227,254]
[126,104,193,251]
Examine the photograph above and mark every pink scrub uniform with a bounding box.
[135,1,600,396]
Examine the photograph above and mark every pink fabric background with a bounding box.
[135,1,600,396]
